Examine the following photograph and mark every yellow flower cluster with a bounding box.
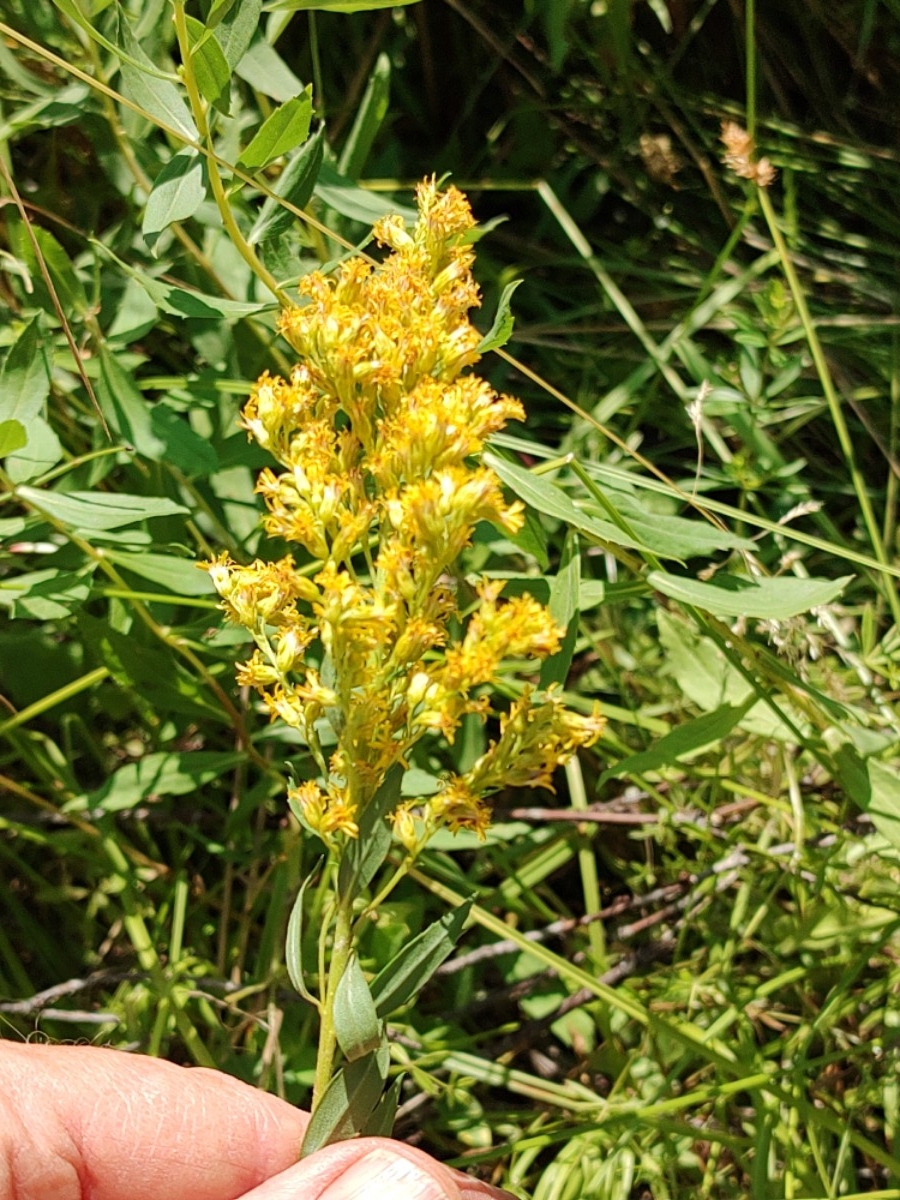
[206,180,604,846]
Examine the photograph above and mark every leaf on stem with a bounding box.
[333,952,382,1060]
[337,763,403,901]
[237,91,314,174]
[370,899,473,1017]
[300,1040,391,1156]
[477,279,522,354]
[142,149,207,254]
[249,126,325,244]
[285,860,323,1003]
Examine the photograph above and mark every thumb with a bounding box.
[238,1136,514,1200]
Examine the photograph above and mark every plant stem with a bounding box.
[171,2,287,307]
[311,891,354,1109]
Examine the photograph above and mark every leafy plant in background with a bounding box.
[2,0,900,1196]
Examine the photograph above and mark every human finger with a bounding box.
[237,1135,516,1200]
[0,1042,307,1200]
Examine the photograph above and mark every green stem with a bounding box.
[757,187,900,628]
[311,891,354,1109]
[171,2,287,306]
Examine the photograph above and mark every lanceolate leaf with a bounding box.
[333,953,382,1061]
[0,314,50,427]
[218,0,264,69]
[285,862,323,1002]
[117,12,198,141]
[142,149,207,253]
[249,126,325,244]
[337,764,403,901]
[300,1041,390,1156]
[370,899,473,1017]
[477,279,522,354]
[238,91,314,173]
[184,15,231,112]
[647,569,852,620]
[16,488,188,532]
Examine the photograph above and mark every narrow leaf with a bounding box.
[647,570,852,620]
[72,751,246,814]
[238,91,314,173]
[360,1076,402,1137]
[142,149,206,253]
[234,30,304,100]
[333,953,382,1061]
[541,531,580,689]
[314,163,417,225]
[249,126,325,245]
[300,1042,390,1156]
[370,899,473,1017]
[16,488,188,532]
[285,861,322,1002]
[219,0,264,70]
[103,549,216,596]
[477,279,522,354]
[184,15,231,112]
[0,315,50,426]
[600,700,756,784]
[338,53,390,179]
[338,764,403,901]
[484,451,657,554]
[117,13,198,141]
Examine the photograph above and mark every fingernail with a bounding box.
[320,1146,451,1200]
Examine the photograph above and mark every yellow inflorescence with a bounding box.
[206,180,603,846]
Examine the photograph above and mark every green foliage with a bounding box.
[2,0,900,1196]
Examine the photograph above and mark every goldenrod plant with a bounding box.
[205,180,603,1142]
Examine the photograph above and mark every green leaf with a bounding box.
[337,53,390,179]
[484,452,657,555]
[600,700,755,784]
[218,0,264,70]
[300,1041,390,1156]
[477,279,522,354]
[70,751,246,814]
[103,549,216,596]
[238,91,314,173]
[0,568,93,621]
[184,15,231,112]
[0,82,92,142]
[8,221,88,318]
[266,0,421,10]
[5,416,63,483]
[0,420,27,458]
[95,346,167,459]
[370,899,473,1017]
[117,12,198,141]
[314,163,417,225]
[647,570,852,619]
[333,953,382,1061]
[285,861,322,1002]
[249,126,325,245]
[142,149,207,253]
[360,1075,402,1137]
[338,764,403,901]
[50,0,177,79]
[234,31,304,101]
[541,531,580,689]
[16,488,188,532]
[136,276,272,320]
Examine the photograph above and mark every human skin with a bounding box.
[0,1043,514,1200]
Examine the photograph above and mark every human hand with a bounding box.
[0,1042,515,1200]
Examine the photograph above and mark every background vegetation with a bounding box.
[2,1,900,1196]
